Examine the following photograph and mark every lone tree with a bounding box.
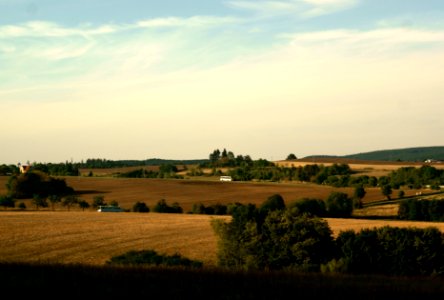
[353,185,366,209]
[381,185,392,200]
[78,200,90,211]
[286,153,297,160]
[92,195,106,209]
[0,195,15,210]
[325,191,353,218]
[62,195,79,211]
[260,194,286,214]
[48,194,61,211]
[133,201,150,213]
[32,194,48,210]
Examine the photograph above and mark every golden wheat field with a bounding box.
[0,166,432,213]
[1,159,444,268]
[0,211,228,266]
[2,211,444,267]
[2,175,362,212]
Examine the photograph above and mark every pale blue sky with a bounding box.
[1,1,444,164]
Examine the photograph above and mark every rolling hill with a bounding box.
[304,146,444,162]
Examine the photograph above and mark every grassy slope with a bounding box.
[342,146,444,162]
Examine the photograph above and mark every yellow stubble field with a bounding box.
[1,158,444,267]
[2,211,444,267]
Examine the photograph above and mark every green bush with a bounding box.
[287,198,326,217]
[213,198,334,271]
[106,249,202,268]
[133,201,150,213]
[259,194,285,214]
[334,226,444,276]
[152,199,183,213]
[191,202,228,215]
[398,198,444,221]
[0,195,15,209]
[325,192,353,218]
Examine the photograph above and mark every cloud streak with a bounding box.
[0,16,240,38]
[284,27,444,56]
[225,0,358,17]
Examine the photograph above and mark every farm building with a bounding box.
[424,159,442,163]
[18,163,32,174]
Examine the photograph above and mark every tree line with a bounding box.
[211,195,444,276]
[116,163,184,179]
[104,193,444,276]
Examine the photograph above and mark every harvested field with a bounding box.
[0,175,435,212]
[66,177,358,212]
[0,211,227,266]
[0,176,358,212]
[326,217,444,238]
[275,158,444,177]
[1,165,442,268]
[2,211,444,267]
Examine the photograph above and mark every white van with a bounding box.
[220,176,232,182]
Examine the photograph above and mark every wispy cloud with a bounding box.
[0,15,243,96]
[136,16,239,28]
[0,16,240,38]
[284,27,444,56]
[0,21,121,38]
[225,0,358,17]
[226,1,300,15]
[302,0,358,17]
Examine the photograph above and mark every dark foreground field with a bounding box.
[2,262,444,299]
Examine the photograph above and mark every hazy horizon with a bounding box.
[2,1,444,165]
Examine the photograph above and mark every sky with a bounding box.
[1,0,444,164]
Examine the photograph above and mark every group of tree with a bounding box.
[0,175,122,211]
[80,158,208,169]
[32,162,80,176]
[202,148,259,168]
[211,195,444,276]
[0,164,18,175]
[386,165,444,189]
[6,170,74,199]
[188,193,354,218]
[398,198,444,221]
[226,161,355,184]
[116,164,184,179]
[151,199,183,214]
[0,158,210,177]
[190,202,228,215]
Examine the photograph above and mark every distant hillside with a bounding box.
[305,146,444,162]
